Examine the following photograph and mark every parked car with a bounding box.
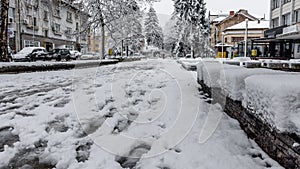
[12,47,48,61]
[70,50,82,59]
[49,48,73,61]
[80,52,100,60]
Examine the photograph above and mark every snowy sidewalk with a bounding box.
[0,60,119,74]
[0,59,282,169]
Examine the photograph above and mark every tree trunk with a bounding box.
[0,0,9,62]
[101,23,105,60]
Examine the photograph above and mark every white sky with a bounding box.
[153,0,270,19]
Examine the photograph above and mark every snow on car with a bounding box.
[12,47,48,61]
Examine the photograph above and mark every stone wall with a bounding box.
[198,80,300,169]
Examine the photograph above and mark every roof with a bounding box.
[212,16,227,22]
[225,20,269,30]
[216,9,258,26]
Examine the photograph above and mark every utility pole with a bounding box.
[244,19,248,57]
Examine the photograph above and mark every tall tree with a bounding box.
[0,0,9,61]
[82,0,158,58]
[144,6,164,49]
[172,0,211,58]
[106,1,144,54]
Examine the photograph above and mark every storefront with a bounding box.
[237,25,299,59]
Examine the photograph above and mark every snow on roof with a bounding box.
[225,20,269,30]
[212,16,228,22]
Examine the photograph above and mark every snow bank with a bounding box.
[243,74,300,134]
[198,62,243,88]
[220,68,285,101]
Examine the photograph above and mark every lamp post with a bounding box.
[222,32,225,58]
[244,19,248,57]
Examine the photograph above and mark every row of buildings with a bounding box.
[6,0,90,53]
[209,0,300,59]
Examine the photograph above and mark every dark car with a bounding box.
[49,48,72,61]
[12,47,48,62]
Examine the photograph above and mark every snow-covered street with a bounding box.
[0,59,283,169]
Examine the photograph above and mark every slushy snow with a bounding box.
[0,59,283,169]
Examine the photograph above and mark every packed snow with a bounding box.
[244,74,300,134]
[197,59,300,134]
[0,59,283,169]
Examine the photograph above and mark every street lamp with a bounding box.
[244,18,249,57]
[222,32,225,58]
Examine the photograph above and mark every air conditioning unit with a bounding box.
[23,19,28,25]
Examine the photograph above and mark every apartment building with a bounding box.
[260,0,300,58]
[8,0,89,53]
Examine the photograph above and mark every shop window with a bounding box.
[24,40,40,47]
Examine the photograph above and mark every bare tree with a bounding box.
[0,0,9,61]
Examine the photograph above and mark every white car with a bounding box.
[70,50,82,59]
[12,47,48,61]
[80,52,100,60]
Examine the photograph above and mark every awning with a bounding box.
[215,43,233,47]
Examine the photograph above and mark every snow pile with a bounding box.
[178,58,202,70]
[243,74,300,134]
[220,68,285,101]
[198,62,243,88]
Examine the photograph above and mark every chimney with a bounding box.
[230,11,235,16]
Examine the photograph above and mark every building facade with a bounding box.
[7,0,88,53]
[210,9,258,47]
[223,20,269,47]
[268,0,300,58]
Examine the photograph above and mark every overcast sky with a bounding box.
[153,0,270,19]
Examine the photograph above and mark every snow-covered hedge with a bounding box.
[197,60,300,134]
[220,68,284,101]
[197,61,243,88]
[243,74,300,134]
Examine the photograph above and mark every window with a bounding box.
[271,17,279,28]
[282,13,291,26]
[76,22,79,31]
[44,11,48,21]
[282,0,291,5]
[24,40,40,47]
[33,17,37,26]
[272,0,279,10]
[67,11,72,22]
[53,23,60,33]
[54,9,60,17]
[66,27,72,35]
[294,9,300,23]
[27,15,33,26]
[45,30,48,37]
[232,37,244,43]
